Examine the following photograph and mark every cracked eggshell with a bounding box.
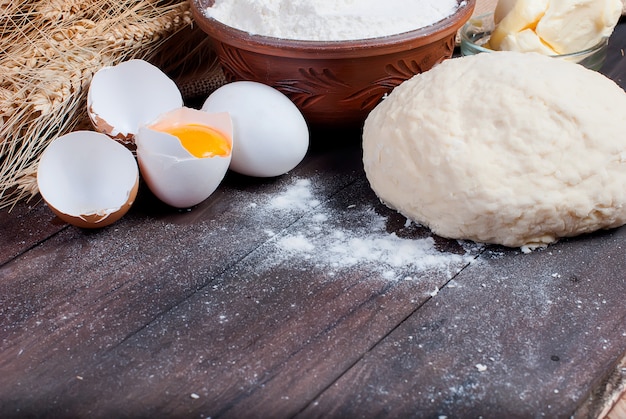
[87,59,183,148]
[135,107,233,209]
[37,131,139,228]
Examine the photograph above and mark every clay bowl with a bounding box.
[190,0,475,128]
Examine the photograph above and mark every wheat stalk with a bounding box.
[0,0,195,210]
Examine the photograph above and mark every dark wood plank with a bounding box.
[0,145,481,417]
[298,228,626,418]
[602,18,626,91]
[0,196,66,265]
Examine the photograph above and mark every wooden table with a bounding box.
[2,22,626,419]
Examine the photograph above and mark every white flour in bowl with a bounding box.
[204,0,462,41]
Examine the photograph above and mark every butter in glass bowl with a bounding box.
[459,12,612,71]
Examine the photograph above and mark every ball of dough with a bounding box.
[362,51,626,249]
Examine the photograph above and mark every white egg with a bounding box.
[37,131,139,228]
[201,81,309,177]
[135,107,233,209]
[87,59,183,148]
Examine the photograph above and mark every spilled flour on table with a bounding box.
[247,178,481,280]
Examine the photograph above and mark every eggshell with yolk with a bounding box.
[135,107,233,209]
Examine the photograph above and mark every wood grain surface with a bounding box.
[2,20,626,419]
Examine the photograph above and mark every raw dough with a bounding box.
[362,51,626,250]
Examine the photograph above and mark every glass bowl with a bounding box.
[459,13,609,71]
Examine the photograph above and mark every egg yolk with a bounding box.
[163,124,231,158]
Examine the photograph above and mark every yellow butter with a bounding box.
[490,0,622,54]
[489,0,548,50]
[537,0,622,54]
[499,28,557,54]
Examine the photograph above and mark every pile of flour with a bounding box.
[204,0,461,41]
[247,178,480,280]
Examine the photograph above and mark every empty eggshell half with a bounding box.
[135,107,233,209]
[37,131,139,228]
[87,59,183,148]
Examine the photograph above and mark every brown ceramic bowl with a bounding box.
[190,0,475,128]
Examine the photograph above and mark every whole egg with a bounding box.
[202,81,309,178]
